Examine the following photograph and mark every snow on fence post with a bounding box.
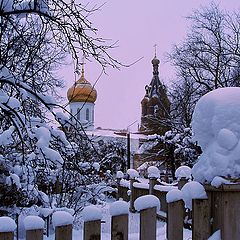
[134,195,160,240]
[175,166,192,190]
[0,216,17,240]
[52,211,73,240]
[147,166,160,195]
[116,171,124,200]
[181,181,208,240]
[82,206,102,240]
[24,216,44,240]
[192,199,211,240]
[166,189,184,240]
[127,169,139,212]
[110,200,129,240]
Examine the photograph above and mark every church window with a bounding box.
[77,108,80,120]
[86,108,89,121]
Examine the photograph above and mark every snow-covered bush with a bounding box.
[192,87,240,183]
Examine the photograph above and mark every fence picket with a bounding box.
[55,224,72,240]
[167,200,184,240]
[0,232,14,240]
[111,214,128,240]
[140,207,157,240]
[192,199,211,240]
[26,229,43,240]
[84,220,101,240]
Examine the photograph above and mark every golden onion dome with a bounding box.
[67,68,97,103]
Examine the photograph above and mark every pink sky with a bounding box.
[61,0,240,131]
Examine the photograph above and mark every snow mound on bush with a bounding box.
[192,87,240,182]
[134,195,160,211]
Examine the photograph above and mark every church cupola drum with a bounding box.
[67,66,97,130]
[140,55,170,135]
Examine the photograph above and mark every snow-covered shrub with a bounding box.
[192,87,240,182]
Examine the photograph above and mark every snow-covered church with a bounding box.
[66,54,170,169]
[140,55,170,135]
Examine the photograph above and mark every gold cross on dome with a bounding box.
[81,55,86,76]
[153,44,157,58]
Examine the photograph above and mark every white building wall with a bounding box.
[69,102,95,130]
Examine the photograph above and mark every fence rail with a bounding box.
[2,178,240,240]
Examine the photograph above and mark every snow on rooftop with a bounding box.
[82,206,102,222]
[192,87,240,183]
[23,216,44,230]
[134,195,160,211]
[109,200,129,216]
[0,217,17,232]
[52,211,73,228]
[88,128,147,140]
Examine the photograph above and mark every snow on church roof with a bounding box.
[87,128,147,140]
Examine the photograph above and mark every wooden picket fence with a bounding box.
[0,206,159,240]
[2,177,240,240]
[166,183,240,240]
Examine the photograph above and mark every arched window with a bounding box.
[86,108,89,121]
[77,108,80,120]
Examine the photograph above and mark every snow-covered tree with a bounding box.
[138,129,200,179]
[0,0,119,211]
[168,4,240,128]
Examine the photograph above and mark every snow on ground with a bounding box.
[43,201,192,240]
[192,87,240,183]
